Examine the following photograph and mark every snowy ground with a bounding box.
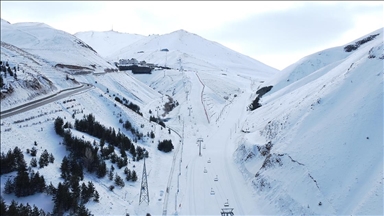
[1,19,382,215]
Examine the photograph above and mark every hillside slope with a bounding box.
[1,19,115,73]
[107,29,278,80]
[235,28,383,215]
[74,30,145,58]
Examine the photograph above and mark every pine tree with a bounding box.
[108,169,114,181]
[80,182,89,204]
[53,182,71,215]
[54,116,65,136]
[131,170,138,182]
[4,177,14,194]
[0,197,6,216]
[7,200,18,216]
[96,160,107,178]
[30,157,37,167]
[13,159,30,197]
[77,203,92,216]
[49,153,55,163]
[30,147,37,157]
[60,156,70,180]
[87,181,95,196]
[31,205,40,216]
[115,173,125,188]
[45,182,56,196]
[93,190,100,202]
[125,168,131,181]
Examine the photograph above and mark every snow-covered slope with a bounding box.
[235,28,383,215]
[107,29,278,80]
[1,17,382,215]
[1,19,115,73]
[74,30,145,58]
[265,28,383,95]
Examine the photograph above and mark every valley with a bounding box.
[0,18,382,215]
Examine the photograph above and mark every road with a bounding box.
[1,83,93,119]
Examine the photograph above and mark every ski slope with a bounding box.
[1,18,382,215]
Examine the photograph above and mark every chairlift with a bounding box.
[204,167,207,173]
[224,199,229,207]
[214,175,218,181]
[210,188,215,195]
[207,158,211,163]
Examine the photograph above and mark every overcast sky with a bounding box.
[1,1,383,70]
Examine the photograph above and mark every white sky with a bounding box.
[1,1,383,70]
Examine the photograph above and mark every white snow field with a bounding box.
[1,18,383,215]
[75,30,145,58]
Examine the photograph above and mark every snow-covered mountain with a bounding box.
[1,19,115,73]
[105,29,278,80]
[235,28,383,215]
[74,30,145,58]
[1,17,382,215]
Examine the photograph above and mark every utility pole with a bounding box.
[197,138,203,156]
[139,158,149,205]
[188,106,192,116]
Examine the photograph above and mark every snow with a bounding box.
[1,19,382,215]
[235,28,383,215]
[1,20,114,71]
[74,30,145,58]
[105,29,278,80]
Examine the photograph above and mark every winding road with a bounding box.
[1,83,93,119]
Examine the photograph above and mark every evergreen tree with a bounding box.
[45,182,57,196]
[87,181,95,196]
[125,168,131,181]
[30,147,37,157]
[0,76,4,89]
[18,202,32,215]
[129,144,136,158]
[93,190,100,202]
[99,137,105,149]
[7,67,13,77]
[60,156,70,180]
[96,160,107,178]
[30,157,37,167]
[31,205,40,216]
[157,139,174,153]
[4,178,14,194]
[77,203,92,216]
[0,197,7,216]
[30,171,46,193]
[39,149,50,168]
[108,169,114,181]
[7,200,18,216]
[70,176,81,206]
[53,182,71,215]
[115,173,125,188]
[54,116,64,136]
[13,159,30,197]
[131,170,138,182]
[49,153,55,163]
[80,182,89,204]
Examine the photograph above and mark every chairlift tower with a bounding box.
[178,58,183,71]
[221,199,234,216]
[197,138,203,156]
[139,158,150,205]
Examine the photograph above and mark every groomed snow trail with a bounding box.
[175,76,260,215]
